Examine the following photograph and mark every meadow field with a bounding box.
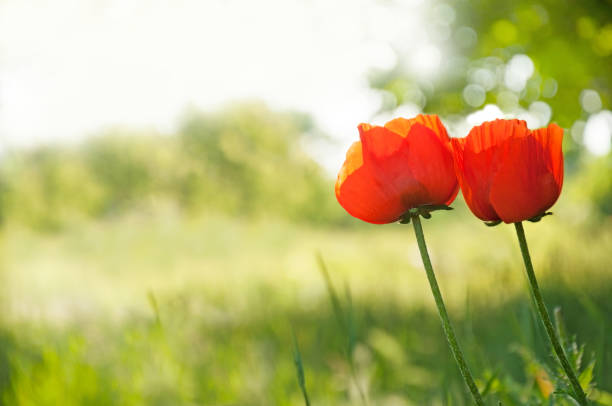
[1,0,611,404]
[0,197,611,405]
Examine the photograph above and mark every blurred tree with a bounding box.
[1,148,106,230]
[0,103,347,230]
[178,103,343,224]
[370,0,611,164]
[370,0,612,216]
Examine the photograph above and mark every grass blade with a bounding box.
[292,328,311,406]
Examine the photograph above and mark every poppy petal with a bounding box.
[463,119,527,154]
[451,136,497,221]
[385,114,450,142]
[358,124,404,163]
[335,141,363,193]
[403,123,458,206]
[336,118,458,224]
[489,124,564,223]
[359,123,432,210]
[451,120,531,221]
[336,128,426,224]
[336,163,411,224]
[532,123,564,190]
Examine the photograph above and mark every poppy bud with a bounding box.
[451,119,563,224]
[335,115,459,224]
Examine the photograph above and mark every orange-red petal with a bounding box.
[385,114,450,143]
[451,136,498,221]
[452,119,564,223]
[452,120,529,221]
[358,123,405,163]
[336,162,411,224]
[337,126,422,224]
[336,118,458,224]
[489,123,564,223]
[403,123,458,206]
[533,123,564,189]
[335,141,363,195]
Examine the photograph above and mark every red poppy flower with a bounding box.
[451,119,564,224]
[335,115,459,224]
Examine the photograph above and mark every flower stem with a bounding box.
[514,221,588,405]
[411,214,484,405]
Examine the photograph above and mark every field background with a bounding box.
[0,0,612,405]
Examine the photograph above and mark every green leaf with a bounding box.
[292,328,311,406]
[528,212,553,223]
[485,220,502,227]
[578,360,595,391]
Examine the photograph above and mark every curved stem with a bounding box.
[411,214,484,405]
[514,222,588,405]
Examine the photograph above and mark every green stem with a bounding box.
[411,214,484,405]
[514,222,588,405]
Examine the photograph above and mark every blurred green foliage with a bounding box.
[577,155,612,216]
[369,0,612,215]
[0,103,346,231]
[0,93,610,405]
[370,0,612,164]
[0,1,610,404]
[371,0,612,119]
[0,214,611,405]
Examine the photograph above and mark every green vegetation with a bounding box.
[0,101,610,404]
[0,103,344,231]
[370,0,611,166]
[1,207,611,404]
[0,0,611,402]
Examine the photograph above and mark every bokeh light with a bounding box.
[0,0,610,404]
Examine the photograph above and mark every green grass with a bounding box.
[0,205,611,405]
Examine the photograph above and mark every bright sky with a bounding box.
[0,0,435,170]
[2,0,609,170]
